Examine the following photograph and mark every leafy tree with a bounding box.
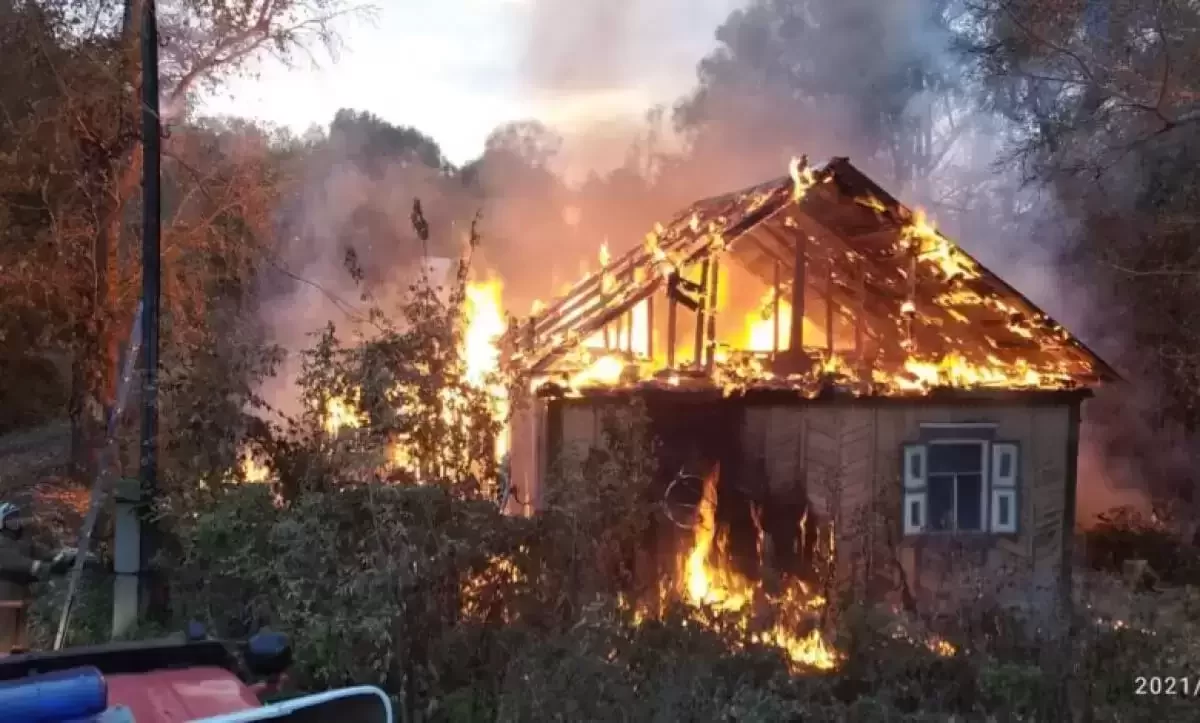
[674,0,970,196]
[329,108,449,174]
[962,0,1200,504]
[0,0,363,476]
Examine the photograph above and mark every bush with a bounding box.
[1085,506,1200,585]
[162,470,1200,723]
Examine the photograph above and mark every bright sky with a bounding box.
[201,0,746,168]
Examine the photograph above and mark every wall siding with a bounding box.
[517,396,1077,618]
[506,398,549,515]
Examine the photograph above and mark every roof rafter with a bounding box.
[504,157,1119,386]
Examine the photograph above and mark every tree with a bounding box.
[329,108,449,174]
[962,0,1200,504]
[0,0,363,475]
[480,120,563,174]
[674,0,971,198]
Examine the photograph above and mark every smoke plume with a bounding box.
[254,0,1154,523]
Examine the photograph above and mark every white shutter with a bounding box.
[991,488,1017,533]
[903,444,926,490]
[990,442,1019,533]
[991,443,1018,487]
[903,492,926,535]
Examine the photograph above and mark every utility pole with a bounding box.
[116,0,162,634]
[139,0,162,622]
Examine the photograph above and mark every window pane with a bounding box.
[998,450,1013,479]
[909,498,921,528]
[998,494,1011,526]
[908,449,922,479]
[928,443,983,474]
[928,474,954,531]
[957,473,983,531]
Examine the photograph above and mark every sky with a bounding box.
[201,0,746,169]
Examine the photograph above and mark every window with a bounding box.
[902,432,1019,536]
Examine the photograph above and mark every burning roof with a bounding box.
[504,157,1117,398]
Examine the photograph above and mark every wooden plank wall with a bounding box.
[526,397,1076,619]
[743,404,1072,617]
[505,397,549,516]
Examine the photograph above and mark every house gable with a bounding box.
[503,157,1117,396]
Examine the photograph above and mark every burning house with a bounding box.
[500,156,1117,625]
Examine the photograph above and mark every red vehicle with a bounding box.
[0,626,392,722]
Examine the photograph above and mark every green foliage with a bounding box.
[171,468,1200,722]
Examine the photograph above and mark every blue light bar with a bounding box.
[0,666,108,722]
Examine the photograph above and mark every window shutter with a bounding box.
[903,444,926,489]
[991,443,1018,487]
[903,492,926,535]
[991,489,1017,533]
[902,444,926,536]
[990,442,1019,533]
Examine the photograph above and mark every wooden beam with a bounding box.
[789,235,807,352]
[647,295,655,360]
[705,256,721,371]
[772,260,781,356]
[854,274,866,356]
[667,282,677,368]
[625,268,636,353]
[529,279,664,375]
[825,259,835,356]
[693,259,711,367]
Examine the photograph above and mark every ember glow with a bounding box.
[240,450,270,483]
[899,207,981,282]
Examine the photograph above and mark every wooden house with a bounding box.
[500,157,1118,619]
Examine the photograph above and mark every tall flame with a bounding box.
[658,466,838,671]
[463,279,509,459]
[464,279,506,387]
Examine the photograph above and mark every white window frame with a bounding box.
[902,434,1020,537]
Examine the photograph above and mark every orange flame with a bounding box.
[629,466,840,671]
[901,208,980,280]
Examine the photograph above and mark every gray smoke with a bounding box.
[250,0,1151,522]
